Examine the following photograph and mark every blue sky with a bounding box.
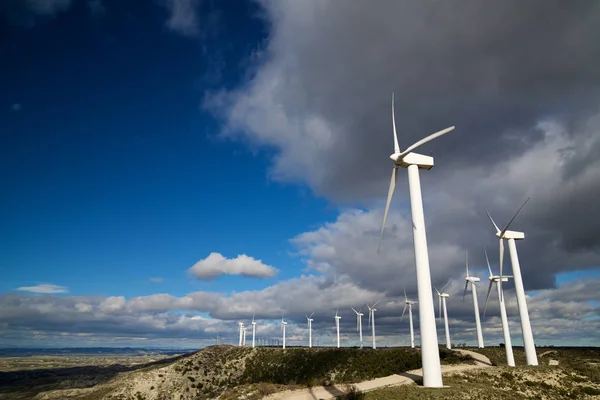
[0,0,334,298]
[1,0,599,348]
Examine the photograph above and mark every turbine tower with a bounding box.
[238,322,244,347]
[463,251,484,348]
[251,314,257,348]
[334,309,341,348]
[306,312,314,348]
[486,198,538,366]
[483,247,515,367]
[351,307,364,349]
[281,317,287,349]
[434,281,451,350]
[401,288,417,348]
[379,93,454,387]
[366,301,380,349]
[242,326,247,346]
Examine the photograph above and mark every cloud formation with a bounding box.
[16,283,69,294]
[188,252,279,280]
[161,0,200,37]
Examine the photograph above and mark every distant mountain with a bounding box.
[0,347,196,357]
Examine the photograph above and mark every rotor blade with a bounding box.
[433,286,440,295]
[499,238,504,302]
[438,295,442,319]
[309,312,314,318]
[484,246,493,277]
[441,279,451,293]
[378,167,398,254]
[368,309,371,327]
[252,313,255,323]
[463,281,469,301]
[485,209,501,234]
[398,126,455,158]
[501,197,531,236]
[483,281,494,317]
[465,250,469,277]
[335,308,339,317]
[401,303,407,322]
[373,300,381,307]
[351,306,358,315]
[392,92,400,154]
[404,287,408,302]
[356,314,359,331]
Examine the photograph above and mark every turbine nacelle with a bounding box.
[438,293,449,298]
[489,275,511,282]
[390,152,435,169]
[496,230,525,240]
[466,276,481,283]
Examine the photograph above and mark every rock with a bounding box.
[548,359,559,366]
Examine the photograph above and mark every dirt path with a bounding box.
[263,349,492,400]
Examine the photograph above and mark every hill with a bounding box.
[3,345,472,400]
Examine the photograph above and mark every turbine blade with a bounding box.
[356,314,359,331]
[463,281,469,301]
[484,246,493,277]
[404,287,408,302]
[310,312,314,318]
[483,281,494,317]
[392,92,400,154]
[398,126,455,158]
[433,286,440,295]
[378,167,398,254]
[401,303,407,322]
[501,197,530,236]
[441,279,451,293]
[438,295,442,319]
[373,300,381,307]
[351,307,358,315]
[465,250,469,277]
[485,209,501,234]
[335,308,339,317]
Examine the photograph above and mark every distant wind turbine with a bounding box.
[242,326,247,346]
[434,281,451,350]
[483,247,515,367]
[281,317,287,349]
[251,314,257,348]
[351,306,364,349]
[486,198,538,366]
[238,322,244,347]
[463,251,484,348]
[378,92,454,387]
[401,288,417,348]
[334,309,341,348]
[366,301,380,349]
[306,312,314,348]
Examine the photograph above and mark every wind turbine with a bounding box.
[306,312,314,348]
[434,281,451,350]
[379,92,454,387]
[463,251,484,348]
[238,322,244,347]
[366,301,380,349]
[350,307,364,349]
[251,314,257,348]
[242,326,247,346]
[401,288,417,348]
[486,197,538,366]
[281,317,287,349]
[334,309,341,348]
[483,247,515,367]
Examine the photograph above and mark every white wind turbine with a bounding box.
[242,326,247,346]
[379,92,454,387]
[251,314,257,348]
[366,301,380,349]
[281,317,287,349]
[401,288,417,349]
[350,307,364,349]
[238,322,244,347]
[483,247,515,367]
[334,309,342,348]
[486,197,538,366]
[463,250,484,348]
[434,281,451,350]
[306,312,314,348]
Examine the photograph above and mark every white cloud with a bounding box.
[188,252,279,280]
[149,277,164,283]
[16,283,68,294]
[161,0,200,37]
